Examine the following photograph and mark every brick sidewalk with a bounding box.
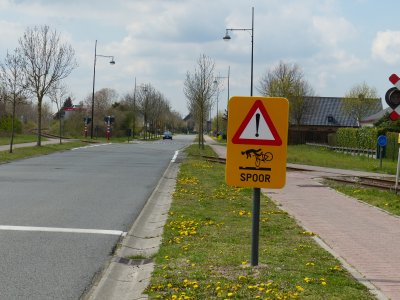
[205,136,399,299]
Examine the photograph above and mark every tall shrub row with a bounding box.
[0,115,22,136]
[385,131,400,161]
[335,127,377,150]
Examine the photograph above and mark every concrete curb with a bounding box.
[84,160,179,300]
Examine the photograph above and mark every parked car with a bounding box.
[163,131,173,140]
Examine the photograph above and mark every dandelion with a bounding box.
[306,262,315,266]
[304,277,312,283]
[296,285,305,292]
[302,231,316,236]
[329,265,343,272]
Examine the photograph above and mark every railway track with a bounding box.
[324,175,398,191]
[201,155,398,191]
[202,156,226,164]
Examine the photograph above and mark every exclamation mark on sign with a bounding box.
[255,113,260,137]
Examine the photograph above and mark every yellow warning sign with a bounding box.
[226,96,289,189]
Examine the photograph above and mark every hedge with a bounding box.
[386,131,400,161]
[335,127,377,150]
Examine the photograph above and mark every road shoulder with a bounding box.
[83,160,179,300]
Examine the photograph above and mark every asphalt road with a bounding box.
[0,135,193,299]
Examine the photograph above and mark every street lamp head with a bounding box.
[109,58,116,65]
[223,30,231,41]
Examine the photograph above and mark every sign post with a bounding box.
[387,74,400,189]
[226,96,289,266]
[377,135,387,169]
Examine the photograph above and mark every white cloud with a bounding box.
[372,30,400,64]
[312,16,357,47]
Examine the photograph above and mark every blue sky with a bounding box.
[0,0,398,117]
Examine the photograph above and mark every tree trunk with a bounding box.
[9,95,16,153]
[59,117,62,144]
[37,98,42,146]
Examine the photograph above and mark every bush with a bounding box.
[386,132,400,161]
[336,127,377,149]
[0,115,22,134]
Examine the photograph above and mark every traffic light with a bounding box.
[385,87,400,121]
[84,117,92,125]
[385,87,400,109]
[104,116,115,124]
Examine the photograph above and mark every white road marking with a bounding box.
[171,150,179,162]
[0,225,127,236]
[71,143,111,151]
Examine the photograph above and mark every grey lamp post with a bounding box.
[91,40,115,139]
[223,7,259,266]
[223,7,254,96]
[213,66,230,134]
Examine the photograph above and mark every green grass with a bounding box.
[288,145,397,174]
[145,145,374,299]
[0,134,46,145]
[325,180,400,216]
[288,144,400,216]
[0,141,87,163]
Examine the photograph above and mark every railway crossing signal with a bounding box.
[387,74,400,120]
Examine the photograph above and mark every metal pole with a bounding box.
[251,187,260,266]
[250,6,254,96]
[249,7,259,266]
[395,147,400,190]
[90,40,97,139]
[216,92,219,133]
[133,77,136,138]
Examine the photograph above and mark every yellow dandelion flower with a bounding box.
[304,277,312,283]
[296,285,304,292]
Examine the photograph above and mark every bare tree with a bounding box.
[19,25,77,146]
[84,88,117,136]
[0,48,27,153]
[184,54,216,148]
[257,61,314,125]
[343,82,380,125]
[49,84,68,144]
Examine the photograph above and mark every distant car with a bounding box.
[163,131,173,140]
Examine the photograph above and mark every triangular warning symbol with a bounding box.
[232,100,282,145]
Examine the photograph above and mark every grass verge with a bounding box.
[145,145,374,299]
[0,134,46,145]
[288,145,397,174]
[325,180,400,216]
[0,141,87,163]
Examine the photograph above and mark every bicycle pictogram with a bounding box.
[241,148,273,167]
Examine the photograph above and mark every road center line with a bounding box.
[0,225,127,236]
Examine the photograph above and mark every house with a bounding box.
[289,96,383,144]
[359,107,390,127]
[183,113,196,133]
